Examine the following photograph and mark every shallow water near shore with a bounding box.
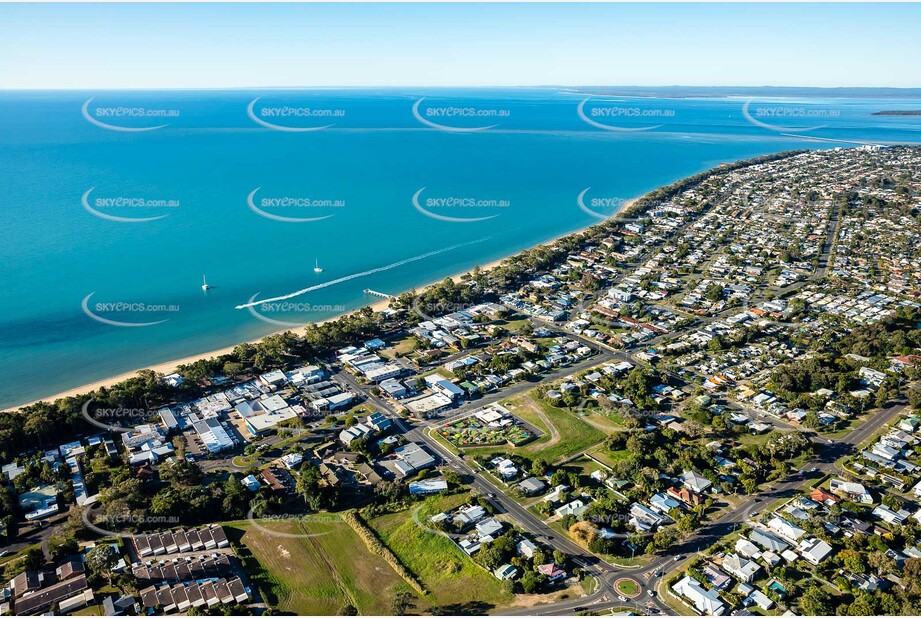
[2,88,920,408]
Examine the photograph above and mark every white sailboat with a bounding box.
[313,259,323,273]
[201,274,211,291]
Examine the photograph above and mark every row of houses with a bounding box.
[138,576,249,613]
[131,525,229,558]
[132,554,234,585]
[7,558,90,616]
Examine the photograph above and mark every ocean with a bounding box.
[2,88,920,408]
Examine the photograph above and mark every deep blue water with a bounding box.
[2,88,920,408]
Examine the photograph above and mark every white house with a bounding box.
[722,553,761,583]
[830,479,873,504]
[673,575,726,615]
[798,537,834,566]
[767,516,806,543]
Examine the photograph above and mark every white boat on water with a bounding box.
[313,259,323,273]
[202,275,211,291]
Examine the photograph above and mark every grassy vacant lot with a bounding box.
[227,516,416,615]
[368,493,514,613]
[562,455,610,483]
[500,394,607,463]
[586,445,632,468]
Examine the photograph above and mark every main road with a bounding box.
[497,396,909,616]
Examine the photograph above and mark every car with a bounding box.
[751,511,760,517]
[572,607,588,613]
[618,596,628,602]
[753,497,761,502]
[673,555,683,561]
[647,590,655,597]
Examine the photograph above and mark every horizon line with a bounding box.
[4,84,921,92]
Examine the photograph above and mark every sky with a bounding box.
[0,3,919,89]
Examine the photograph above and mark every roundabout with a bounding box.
[614,576,642,598]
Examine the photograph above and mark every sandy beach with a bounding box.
[8,255,509,411]
[8,203,636,413]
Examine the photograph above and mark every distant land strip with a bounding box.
[872,110,921,116]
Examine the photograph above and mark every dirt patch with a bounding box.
[521,395,561,448]
[506,581,585,608]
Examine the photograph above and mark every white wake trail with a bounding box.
[234,238,490,310]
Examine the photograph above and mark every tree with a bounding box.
[86,544,120,585]
[159,459,203,487]
[223,361,244,378]
[846,591,879,616]
[48,534,79,561]
[531,458,550,477]
[391,590,415,615]
[800,585,832,616]
[221,475,252,519]
[867,550,897,576]
[520,570,546,594]
[903,557,921,594]
[837,549,866,574]
[553,549,566,566]
[22,548,44,570]
[296,462,325,511]
[907,386,921,409]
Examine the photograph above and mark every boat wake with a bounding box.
[234,238,491,310]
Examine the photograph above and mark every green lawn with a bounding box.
[586,445,631,467]
[500,317,532,332]
[525,397,607,462]
[614,578,640,596]
[367,493,514,612]
[560,455,610,485]
[227,516,416,615]
[481,393,606,463]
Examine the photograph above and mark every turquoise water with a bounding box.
[2,88,920,408]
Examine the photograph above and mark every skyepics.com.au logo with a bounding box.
[577,97,676,132]
[82,98,179,132]
[243,293,346,328]
[741,99,839,133]
[247,97,346,132]
[410,297,482,323]
[247,188,344,223]
[577,188,636,220]
[82,188,179,223]
[246,510,344,539]
[412,187,509,223]
[82,292,179,328]
[82,509,182,539]
[412,98,510,132]
[81,398,151,433]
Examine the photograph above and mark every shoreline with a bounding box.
[6,212,630,412]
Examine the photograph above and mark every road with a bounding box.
[495,395,909,616]
[328,300,911,616]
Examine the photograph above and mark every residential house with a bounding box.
[672,575,726,615]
